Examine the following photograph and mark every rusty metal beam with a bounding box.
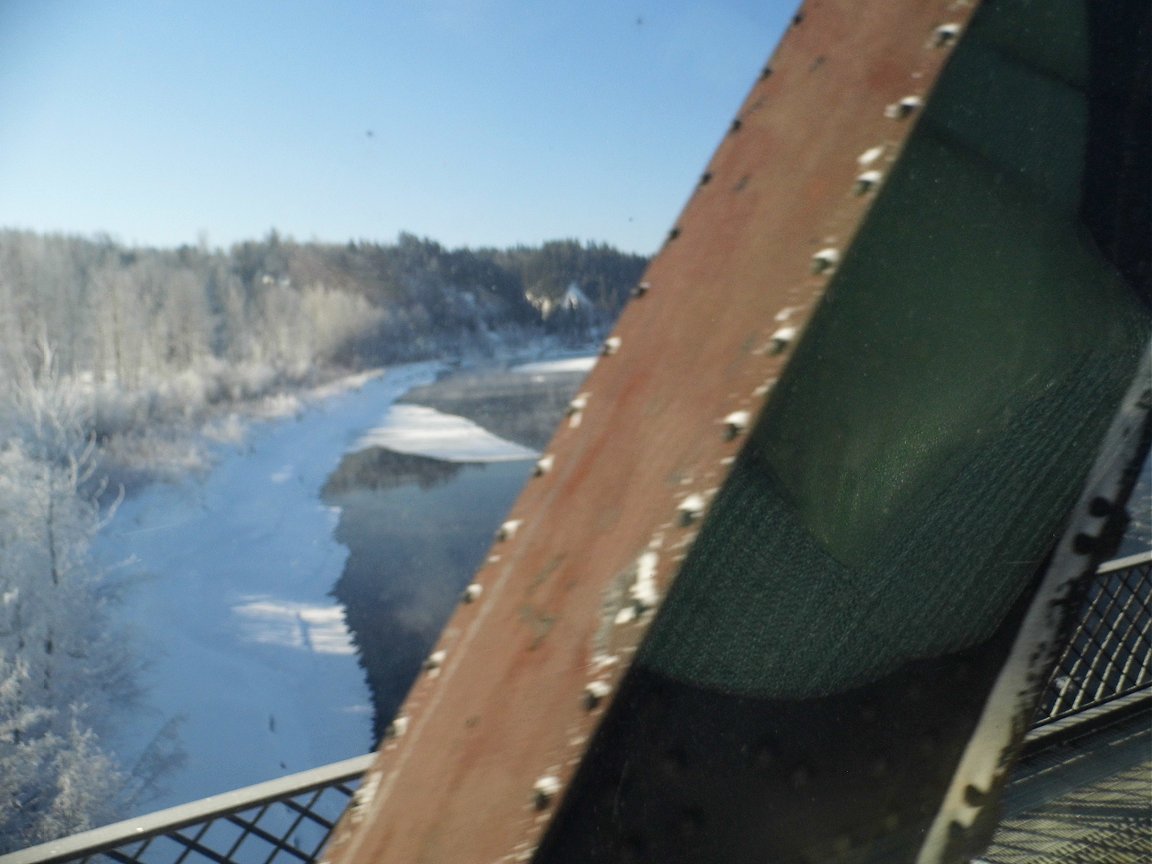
[323,0,1150,861]
[322,3,983,861]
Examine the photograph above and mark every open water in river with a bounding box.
[323,363,588,742]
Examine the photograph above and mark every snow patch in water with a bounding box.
[352,404,538,462]
[511,355,597,375]
[233,598,358,655]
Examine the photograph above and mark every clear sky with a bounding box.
[0,1,794,255]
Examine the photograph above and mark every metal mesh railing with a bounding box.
[97,786,352,864]
[0,756,373,864]
[1032,551,1152,728]
[2,555,1148,864]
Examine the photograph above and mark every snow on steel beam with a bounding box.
[323,0,1151,862]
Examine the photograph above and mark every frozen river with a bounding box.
[97,357,592,815]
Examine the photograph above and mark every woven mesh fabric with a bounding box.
[639,347,1140,698]
[637,1,1150,698]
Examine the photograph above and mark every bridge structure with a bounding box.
[4,0,1150,861]
[1,552,1148,864]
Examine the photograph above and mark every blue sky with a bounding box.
[0,1,793,255]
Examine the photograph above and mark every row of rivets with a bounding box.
[422,17,969,860]
[511,12,946,844]
[347,770,382,823]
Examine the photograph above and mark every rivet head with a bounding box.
[857,145,884,166]
[614,606,637,625]
[424,649,446,672]
[1072,533,1096,555]
[632,280,651,297]
[584,680,612,710]
[496,519,522,541]
[854,169,882,195]
[533,775,563,809]
[534,454,554,476]
[963,783,988,807]
[934,23,961,47]
[678,493,706,525]
[567,393,589,415]
[885,95,923,119]
[461,583,483,603]
[385,714,409,739]
[602,336,622,356]
[811,247,840,274]
[1088,496,1112,517]
[769,325,798,354]
[723,410,751,439]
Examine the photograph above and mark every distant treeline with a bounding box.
[0,229,647,396]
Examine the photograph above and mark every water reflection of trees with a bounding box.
[322,448,466,496]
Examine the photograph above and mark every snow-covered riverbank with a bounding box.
[97,364,452,813]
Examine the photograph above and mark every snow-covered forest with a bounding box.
[0,230,643,460]
[0,228,645,851]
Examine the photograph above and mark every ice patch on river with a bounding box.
[511,354,597,375]
[351,404,538,462]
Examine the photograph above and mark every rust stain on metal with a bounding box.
[323,2,980,862]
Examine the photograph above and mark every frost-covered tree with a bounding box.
[0,345,131,853]
[0,666,122,852]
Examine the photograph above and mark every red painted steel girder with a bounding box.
[322,2,986,862]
